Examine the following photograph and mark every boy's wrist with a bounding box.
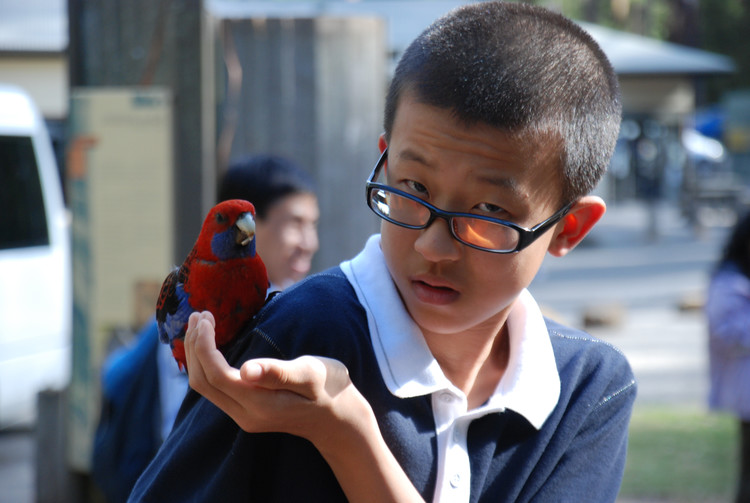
[313,383,378,461]
[313,385,426,503]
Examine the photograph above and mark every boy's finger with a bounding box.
[185,318,263,427]
[191,319,240,388]
[200,310,216,327]
[239,356,347,401]
[240,357,317,394]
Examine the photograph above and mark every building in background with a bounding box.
[0,0,68,174]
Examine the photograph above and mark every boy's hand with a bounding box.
[184,311,369,448]
[184,311,425,503]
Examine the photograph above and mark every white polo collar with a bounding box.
[340,234,560,429]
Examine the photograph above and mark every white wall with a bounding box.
[0,56,68,119]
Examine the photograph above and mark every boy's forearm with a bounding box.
[315,391,426,503]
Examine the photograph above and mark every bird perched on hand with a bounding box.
[156,199,269,371]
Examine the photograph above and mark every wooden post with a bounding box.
[68,0,205,264]
[36,389,84,503]
[212,16,386,271]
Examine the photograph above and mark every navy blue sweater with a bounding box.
[129,268,636,502]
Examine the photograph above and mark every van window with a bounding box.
[0,135,50,250]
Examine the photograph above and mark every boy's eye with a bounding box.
[475,202,505,215]
[404,179,428,195]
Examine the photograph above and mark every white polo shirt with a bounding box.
[341,234,561,503]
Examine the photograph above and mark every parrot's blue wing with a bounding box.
[155,267,194,347]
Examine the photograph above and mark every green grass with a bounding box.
[619,405,737,502]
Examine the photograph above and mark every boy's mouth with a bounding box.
[411,279,460,305]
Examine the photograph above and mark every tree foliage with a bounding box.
[521,0,749,101]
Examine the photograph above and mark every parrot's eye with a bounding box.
[215,213,228,224]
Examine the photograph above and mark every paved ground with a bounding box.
[0,200,732,503]
[0,430,34,503]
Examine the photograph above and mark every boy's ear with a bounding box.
[547,196,606,257]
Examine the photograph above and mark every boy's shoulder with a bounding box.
[226,266,371,362]
[545,317,629,362]
[257,266,360,323]
[544,316,636,408]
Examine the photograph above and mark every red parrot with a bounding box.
[156,199,269,371]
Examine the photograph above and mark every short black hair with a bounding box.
[218,154,316,219]
[384,1,622,203]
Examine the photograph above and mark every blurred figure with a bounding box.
[706,210,750,503]
[91,154,319,503]
[219,154,319,291]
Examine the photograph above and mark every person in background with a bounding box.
[706,210,750,503]
[91,154,319,503]
[218,154,320,292]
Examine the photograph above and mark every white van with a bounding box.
[0,84,71,428]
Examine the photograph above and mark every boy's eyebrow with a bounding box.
[396,147,521,194]
[395,148,429,165]
[475,172,519,192]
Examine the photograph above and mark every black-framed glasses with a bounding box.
[365,148,575,254]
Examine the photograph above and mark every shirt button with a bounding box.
[450,473,461,488]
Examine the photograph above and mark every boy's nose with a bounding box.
[413,217,461,262]
[300,224,319,253]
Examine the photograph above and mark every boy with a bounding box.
[129,2,635,502]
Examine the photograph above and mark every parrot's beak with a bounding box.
[235,212,256,247]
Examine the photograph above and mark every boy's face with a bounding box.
[379,94,565,338]
[256,192,319,289]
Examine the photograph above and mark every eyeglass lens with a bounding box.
[369,188,521,252]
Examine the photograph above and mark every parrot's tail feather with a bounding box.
[171,338,187,373]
